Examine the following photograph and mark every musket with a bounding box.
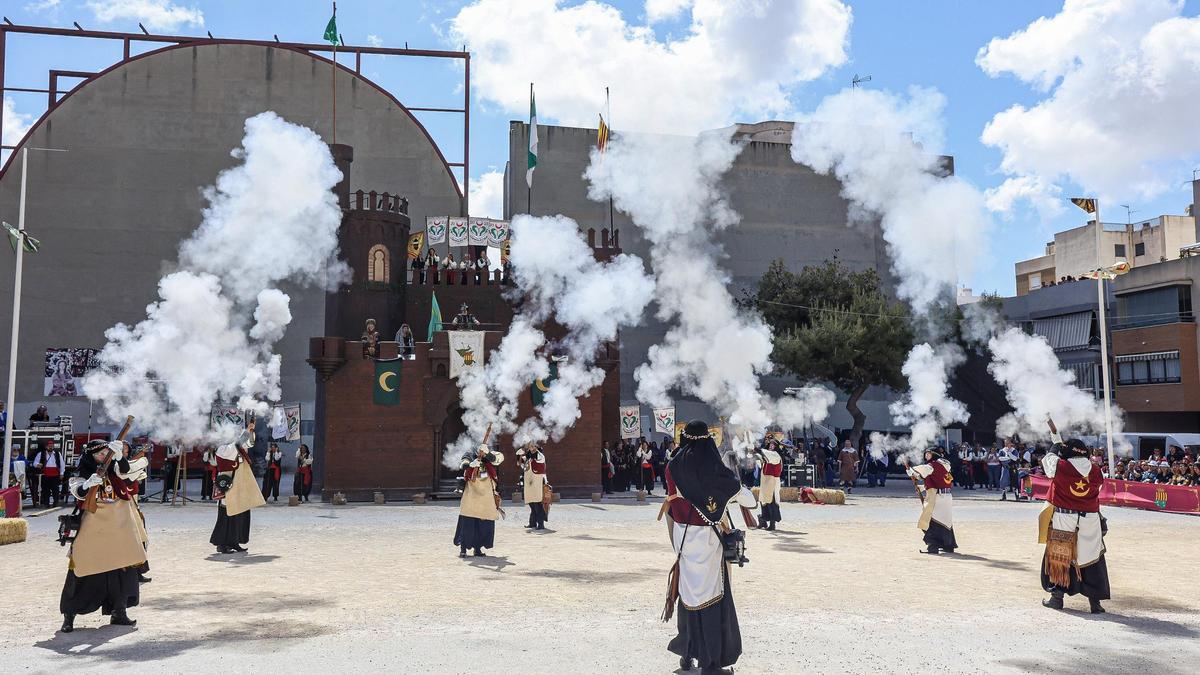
[82,415,133,513]
[902,460,925,505]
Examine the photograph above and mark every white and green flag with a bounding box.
[526,86,538,189]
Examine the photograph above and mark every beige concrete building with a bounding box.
[1015,183,1200,295]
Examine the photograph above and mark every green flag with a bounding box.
[2,221,39,253]
[374,360,401,406]
[526,86,537,189]
[531,360,558,407]
[428,291,443,342]
[323,13,339,45]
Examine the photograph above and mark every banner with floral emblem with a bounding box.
[425,216,448,246]
[448,217,469,247]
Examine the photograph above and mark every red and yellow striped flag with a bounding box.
[597,114,610,154]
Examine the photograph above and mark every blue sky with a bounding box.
[4,0,1199,297]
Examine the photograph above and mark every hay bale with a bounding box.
[779,486,800,503]
[813,488,845,505]
[332,492,347,505]
[636,490,647,502]
[591,492,602,502]
[0,518,28,545]
[411,493,427,505]
[373,492,386,505]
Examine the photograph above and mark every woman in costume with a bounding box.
[454,444,503,558]
[905,447,957,555]
[59,440,148,632]
[517,444,548,531]
[200,445,217,500]
[663,420,756,675]
[210,424,263,555]
[1040,437,1110,614]
[755,441,783,531]
[637,440,656,495]
[293,444,314,502]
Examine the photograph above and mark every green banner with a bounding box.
[531,361,558,407]
[374,360,401,406]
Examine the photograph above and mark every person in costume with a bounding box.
[200,446,217,500]
[117,443,153,583]
[837,439,859,493]
[906,447,957,555]
[261,442,283,502]
[210,424,263,555]
[59,440,148,632]
[755,441,783,531]
[294,444,314,502]
[1040,437,1110,614]
[454,444,503,558]
[637,440,656,495]
[517,444,549,530]
[600,443,614,495]
[662,420,757,675]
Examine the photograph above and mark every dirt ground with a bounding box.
[2,484,1198,674]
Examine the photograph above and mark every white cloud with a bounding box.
[2,97,34,165]
[87,0,204,32]
[984,175,1064,219]
[25,0,62,12]
[645,0,693,23]
[366,34,383,47]
[978,0,1200,203]
[469,169,505,219]
[451,0,851,134]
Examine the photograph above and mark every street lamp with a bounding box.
[2,146,65,492]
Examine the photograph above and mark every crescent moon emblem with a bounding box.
[535,378,550,392]
[378,371,397,393]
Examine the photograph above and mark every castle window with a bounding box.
[368,245,390,282]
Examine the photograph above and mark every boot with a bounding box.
[138,573,152,583]
[701,667,732,675]
[679,656,695,671]
[217,546,232,554]
[1089,598,1106,614]
[767,521,776,531]
[473,548,485,557]
[231,544,247,552]
[458,546,467,559]
[109,610,137,627]
[60,614,75,633]
[1042,590,1064,610]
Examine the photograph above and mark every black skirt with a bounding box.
[1041,552,1111,600]
[528,501,548,525]
[924,520,957,551]
[454,515,495,550]
[209,504,252,548]
[668,564,742,669]
[760,501,782,523]
[60,567,140,616]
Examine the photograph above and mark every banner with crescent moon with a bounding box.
[486,219,510,247]
[652,406,675,435]
[619,405,641,439]
[448,331,485,379]
[426,216,448,246]
[374,360,402,405]
[531,360,558,407]
[468,218,490,247]
[448,217,469,247]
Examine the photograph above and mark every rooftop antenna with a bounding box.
[73,21,83,30]
[207,30,214,39]
[138,23,149,35]
[852,74,872,88]
[1119,204,1138,225]
[4,17,15,25]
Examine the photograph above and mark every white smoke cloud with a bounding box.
[1,97,34,165]
[978,0,1200,205]
[468,169,506,220]
[875,343,968,461]
[586,130,835,434]
[84,113,345,443]
[87,0,204,32]
[443,215,655,467]
[450,0,851,134]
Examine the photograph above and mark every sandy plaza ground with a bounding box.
[2,484,1198,674]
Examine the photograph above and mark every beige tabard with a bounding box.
[70,499,147,577]
[460,476,499,520]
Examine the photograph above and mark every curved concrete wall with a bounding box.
[0,43,461,435]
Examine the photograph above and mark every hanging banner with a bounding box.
[448,217,469,247]
[652,406,676,435]
[468,218,490,247]
[619,405,641,439]
[486,219,510,247]
[44,347,99,397]
[374,360,402,406]
[448,330,485,379]
[426,216,448,246]
[407,231,425,259]
[209,405,246,432]
[501,239,512,264]
[284,404,302,441]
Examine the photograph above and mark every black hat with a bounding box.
[1063,438,1089,456]
[667,420,740,526]
[925,447,944,459]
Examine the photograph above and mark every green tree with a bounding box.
[755,259,912,447]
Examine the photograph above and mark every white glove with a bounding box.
[82,474,104,489]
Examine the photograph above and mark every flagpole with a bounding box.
[2,148,29,490]
[1093,199,1116,473]
[331,2,337,145]
[527,82,533,216]
[606,86,614,233]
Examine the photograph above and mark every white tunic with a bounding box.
[672,486,756,609]
[909,459,954,530]
[1042,454,1106,566]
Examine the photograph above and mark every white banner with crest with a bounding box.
[425,216,448,246]
[652,406,676,435]
[468,218,490,247]
[620,405,641,439]
[448,217,469,247]
[448,330,485,379]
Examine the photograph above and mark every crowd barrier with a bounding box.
[1028,475,1200,515]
